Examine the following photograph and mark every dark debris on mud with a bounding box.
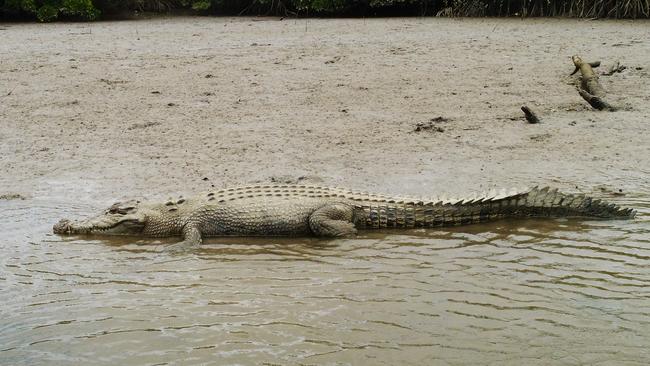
[262,175,325,185]
[413,117,450,133]
[0,193,27,200]
[127,121,162,130]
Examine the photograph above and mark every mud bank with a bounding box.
[1,17,649,203]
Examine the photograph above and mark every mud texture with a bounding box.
[1,17,649,204]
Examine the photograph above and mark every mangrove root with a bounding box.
[521,105,541,124]
[578,88,617,111]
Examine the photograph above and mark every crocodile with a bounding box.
[53,185,635,250]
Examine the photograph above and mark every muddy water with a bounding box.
[1,196,649,365]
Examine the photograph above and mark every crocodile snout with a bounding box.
[53,219,72,234]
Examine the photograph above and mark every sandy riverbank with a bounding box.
[1,17,649,204]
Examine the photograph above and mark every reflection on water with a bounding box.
[1,196,649,365]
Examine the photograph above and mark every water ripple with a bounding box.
[1,197,649,365]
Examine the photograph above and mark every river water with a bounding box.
[1,195,649,365]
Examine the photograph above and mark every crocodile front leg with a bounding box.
[165,223,202,252]
[309,204,357,237]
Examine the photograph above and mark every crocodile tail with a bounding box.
[461,186,636,223]
[357,187,635,229]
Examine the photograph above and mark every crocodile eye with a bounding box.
[108,202,136,215]
[108,203,121,214]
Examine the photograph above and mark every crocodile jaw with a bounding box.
[53,216,146,235]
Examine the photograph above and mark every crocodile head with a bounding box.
[54,200,148,236]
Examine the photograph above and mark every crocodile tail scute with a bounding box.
[479,186,636,220]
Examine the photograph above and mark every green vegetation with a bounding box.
[1,0,648,21]
[1,0,99,20]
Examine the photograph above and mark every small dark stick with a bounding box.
[521,105,541,124]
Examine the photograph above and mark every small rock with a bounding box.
[529,133,551,142]
[325,56,342,64]
[430,116,449,123]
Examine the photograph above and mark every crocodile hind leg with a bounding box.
[309,204,357,237]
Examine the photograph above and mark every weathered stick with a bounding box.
[572,55,606,97]
[521,105,541,123]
